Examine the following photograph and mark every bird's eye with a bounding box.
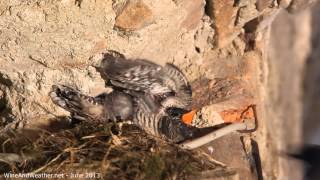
[166,108,181,117]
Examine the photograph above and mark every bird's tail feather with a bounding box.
[49,85,105,122]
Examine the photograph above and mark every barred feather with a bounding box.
[98,54,192,109]
[49,85,133,122]
[131,92,195,142]
[162,63,192,109]
[98,55,170,95]
[50,55,195,142]
[50,85,196,142]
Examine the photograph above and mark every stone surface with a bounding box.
[256,0,274,11]
[253,8,314,179]
[302,4,320,143]
[236,4,259,26]
[179,0,205,30]
[200,133,259,180]
[219,105,255,123]
[191,104,255,127]
[287,0,319,13]
[192,107,225,127]
[115,0,153,31]
[206,0,241,48]
[279,0,292,8]
[236,0,257,7]
[191,78,246,109]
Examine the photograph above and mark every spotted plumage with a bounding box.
[50,85,133,122]
[96,53,196,142]
[49,85,196,142]
[50,53,196,142]
[129,90,196,142]
[96,54,192,110]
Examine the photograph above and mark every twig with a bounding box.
[31,153,64,174]
[199,151,227,167]
[28,55,50,68]
[0,153,23,163]
[180,119,255,150]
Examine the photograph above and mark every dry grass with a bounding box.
[0,118,228,179]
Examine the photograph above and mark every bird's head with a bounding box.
[100,54,118,69]
[160,116,196,143]
[94,52,126,79]
[160,108,199,143]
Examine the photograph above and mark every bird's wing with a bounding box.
[161,63,192,109]
[129,91,164,136]
[163,63,189,88]
[130,91,196,142]
[101,57,172,95]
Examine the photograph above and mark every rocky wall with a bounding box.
[0,0,317,179]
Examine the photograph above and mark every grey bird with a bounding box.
[49,85,197,142]
[95,53,196,142]
[50,52,196,142]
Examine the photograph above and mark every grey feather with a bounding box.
[50,84,196,142]
[130,91,196,142]
[50,54,195,142]
[97,54,192,110]
[49,85,133,122]
[98,54,168,94]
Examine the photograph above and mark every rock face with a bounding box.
[0,0,318,179]
[303,4,320,144]
[115,0,154,31]
[206,0,240,47]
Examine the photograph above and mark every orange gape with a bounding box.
[181,109,197,125]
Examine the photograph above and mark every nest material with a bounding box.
[0,118,232,179]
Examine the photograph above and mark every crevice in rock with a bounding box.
[74,0,83,8]
[0,72,14,125]
[244,17,260,33]
[251,139,263,180]
[204,0,214,18]
[195,46,201,53]
[0,72,13,87]
[0,95,5,112]
[0,94,14,126]
[241,17,261,51]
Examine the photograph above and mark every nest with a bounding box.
[0,118,232,179]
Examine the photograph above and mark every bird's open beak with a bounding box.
[181,109,197,125]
